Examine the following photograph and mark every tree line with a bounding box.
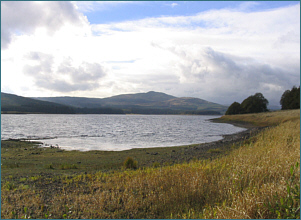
[226,86,300,115]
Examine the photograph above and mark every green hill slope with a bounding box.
[34,91,228,114]
[1,92,75,114]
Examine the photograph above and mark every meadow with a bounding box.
[1,109,300,219]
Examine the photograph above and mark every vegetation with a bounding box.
[1,92,125,114]
[225,102,245,115]
[226,93,269,115]
[123,157,138,169]
[14,91,228,115]
[241,93,269,113]
[1,92,75,114]
[280,86,300,110]
[217,109,299,127]
[1,110,299,219]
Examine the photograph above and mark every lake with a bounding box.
[1,114,246,151]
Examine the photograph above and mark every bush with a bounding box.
[123,157,138,169]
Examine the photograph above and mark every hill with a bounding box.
[1,92,75,114]
[1,93,125,114]
[34,91,228,114]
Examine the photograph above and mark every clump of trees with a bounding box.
[225,102,245,115]
[226,93,269,115]
[280,86,300,110]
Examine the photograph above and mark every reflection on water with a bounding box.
[1,114,246,151]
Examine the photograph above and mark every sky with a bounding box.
[1,1,300,106]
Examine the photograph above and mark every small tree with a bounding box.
[280,86,300,110]
[225,102,245,115]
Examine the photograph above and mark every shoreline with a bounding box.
[2,111,299,219]
[3,118,265,155]
[1,118,268,179]
[4,119,262,153]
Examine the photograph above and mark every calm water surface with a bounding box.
[1,114,246,151]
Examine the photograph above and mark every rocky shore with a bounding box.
[157,124,267,165]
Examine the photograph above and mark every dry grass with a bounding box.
[217,109,300,127]
[1,110,300,219]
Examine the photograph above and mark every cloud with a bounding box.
[124,43,297,105]
[237,1,260,11]
[169,3,178,8]
[74,1,139,13]
[23,52,106,93]
[1,2,299,105]
[1,1,86,49]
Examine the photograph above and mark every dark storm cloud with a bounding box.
[1,1,83,49]
[24,52,106,92]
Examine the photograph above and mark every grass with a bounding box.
[213,109,300,127]
[1,109,300,219]
[1,139,230,179]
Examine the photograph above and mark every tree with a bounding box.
[280,86,300,110]
[240,93,269,114]
[225,102,245,115]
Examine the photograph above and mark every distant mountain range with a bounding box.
[1,91,228,115]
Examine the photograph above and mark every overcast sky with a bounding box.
[1,1,300,106]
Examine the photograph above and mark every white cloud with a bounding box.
[73,1,139,13]
[1,2,299,106]
[1,1,88,49]
[170,3,178,8]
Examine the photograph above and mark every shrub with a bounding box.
[123,157,138,169]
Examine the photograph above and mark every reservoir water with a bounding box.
[1,114,246,151]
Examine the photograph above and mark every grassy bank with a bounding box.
[1,110,300,219]
[212,109,300,127]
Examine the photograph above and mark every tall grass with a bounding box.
[1,113,299,219]
[218,109,300,127]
